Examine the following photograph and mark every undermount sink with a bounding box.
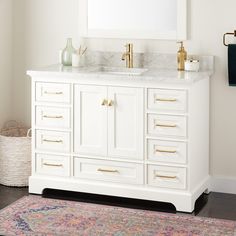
[92,66,148,76]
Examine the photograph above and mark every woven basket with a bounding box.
[0,120,31,187]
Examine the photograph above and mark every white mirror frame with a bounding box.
[79,0,187,40]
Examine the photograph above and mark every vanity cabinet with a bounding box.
[28,67,210,212]
[74,85,143,159]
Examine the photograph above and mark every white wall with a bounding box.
[11,0,236,178]
[12,0,79,125]
[0,0,13,127]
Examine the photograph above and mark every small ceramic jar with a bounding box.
[185,59,200,72]
[72,53,81,67]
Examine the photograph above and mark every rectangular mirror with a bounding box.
[79,0,187,40]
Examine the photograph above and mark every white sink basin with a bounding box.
[92,66,148,76]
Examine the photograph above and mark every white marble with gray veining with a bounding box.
[27,51,214,87]
[82,51,214,71]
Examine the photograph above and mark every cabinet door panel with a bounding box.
[108,87,144,159]
[74,85,107,156]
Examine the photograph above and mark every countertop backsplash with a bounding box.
[83,51,214,72]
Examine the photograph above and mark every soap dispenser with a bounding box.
[177,41,187,71]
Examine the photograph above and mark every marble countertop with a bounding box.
[27,64,213,86]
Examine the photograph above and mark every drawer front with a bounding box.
[36,106,70,129]
[74,158,144,185]
[148,165,186,189]
[36,130,70,152]
[36,154,70,177]
[148,89,187,112]
[36,82,70,103]
[147,139,187,164]
[147,114,187,138]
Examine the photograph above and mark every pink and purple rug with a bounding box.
[0,195,235,236]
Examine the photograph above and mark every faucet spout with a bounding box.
[121,43,134,68]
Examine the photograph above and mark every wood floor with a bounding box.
[0,184,236,221]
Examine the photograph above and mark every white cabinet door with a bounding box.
[108,87,143,160]
[74,85,107,156]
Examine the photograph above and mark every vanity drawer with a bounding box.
[147,114,187,138]
[36,106,70,129]
[35,82,71,103]
[74,158,144,185]
[148,165,186,189]
[35,130,70,153]
[35,154,70,177]
[147,139,187,164]
[147,89,187,112]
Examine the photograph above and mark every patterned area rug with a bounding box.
[0,195,235,236]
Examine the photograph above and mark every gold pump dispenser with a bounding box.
[177,41,187,71]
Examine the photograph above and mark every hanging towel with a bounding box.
[228,44,236,86]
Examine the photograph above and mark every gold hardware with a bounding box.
[101,99,108,106]
[177,41,187,71]
[82,47,87,55]
[155,123,177,128]
[156,98,177,102]
[223,30,236,46]
[43,163,63,167]
[101,99,113,106]
[44,91,63,95]
[97,168,119,173]
[156,149,177,154]
[121,43,134,68]
[107,100,113,107]
[43,115,63,119]
[42,139,63,143]
[155,174,177,179]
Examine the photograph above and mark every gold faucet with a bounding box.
[122,43,134,68]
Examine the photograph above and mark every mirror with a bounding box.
[79,0,187,40]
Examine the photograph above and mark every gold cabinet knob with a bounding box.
[101,99,108,106]
[107,100,113,106]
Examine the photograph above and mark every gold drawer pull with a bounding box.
[43,115,63,119]
[44,91,63,95]
[101,99,108,106]
[156,98,177,102]
[156,149,177,154]
[42,139,63,143]
[155,123,177,128]
[97,168,119,173]
[155,174,177,179]
[43,163,63,167]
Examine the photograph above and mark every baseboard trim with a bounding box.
[210,176,236,194]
